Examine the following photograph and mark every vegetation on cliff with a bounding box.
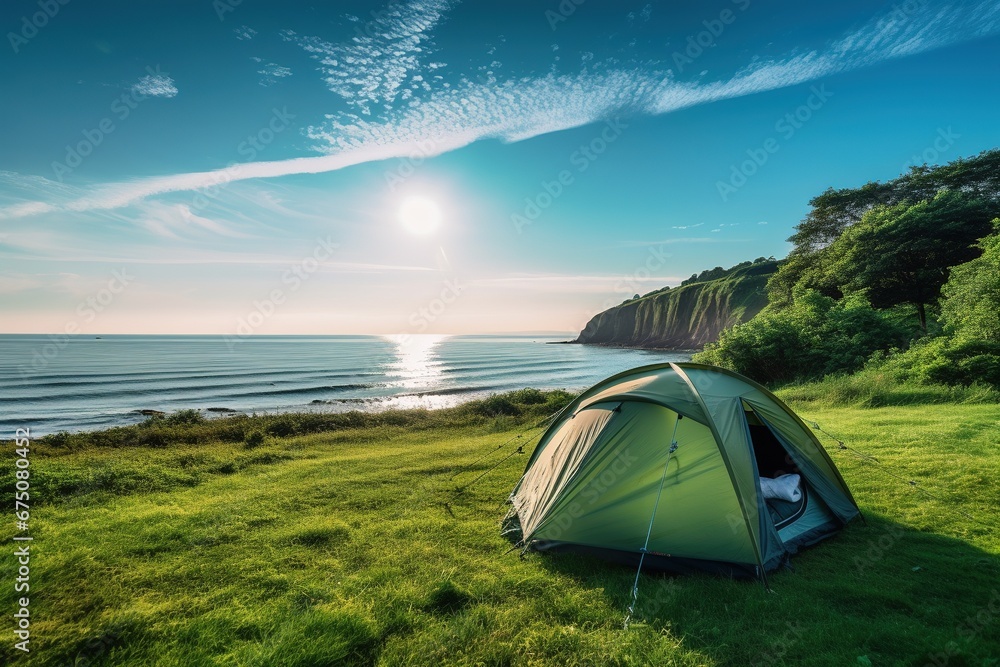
[696,149,1000,389]
[574,257,779,348]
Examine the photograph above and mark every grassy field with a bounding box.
[2,391,998,666]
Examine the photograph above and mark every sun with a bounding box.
[397,196,442,236]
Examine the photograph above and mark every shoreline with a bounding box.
[550,339,703,353]
[11,388,574,447]
[14,386,574,439]
[3,334,690,438]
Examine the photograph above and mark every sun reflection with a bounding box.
[383,334,449,390]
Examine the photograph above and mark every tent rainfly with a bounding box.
[503,362,861,581]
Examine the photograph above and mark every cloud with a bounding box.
[234,25,257,40]
[473,272,683,293]
[293,0,455,114]
[3,0,999,219]
[1,201,56,218]
[132,72,178,98]
[138,202,250,239]
[0,274,45,294]
[0,272,97,297]
[258,62,293,86]
[616,237,748,247]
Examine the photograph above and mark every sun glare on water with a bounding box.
[397,196,443,236]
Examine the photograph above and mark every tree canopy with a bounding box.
[827,192,996,330]
[770,149,1000,306]
[702,150,1000,387]
[786,148,1000,254]
[940,220,1000,342]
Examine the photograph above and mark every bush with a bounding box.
[459,389,575,420]
[940,221,1000,343]
[244,431,266,449]
[164,409,204,426]
[924,340,1000,387]
[507,388,547,405]
[266,419,296,437]
[44,431,74,448]
[476,395,521,416]
[695,290,913,384]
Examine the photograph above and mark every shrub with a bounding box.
[164,409,204,426]
[925,340,1000,387]
[266,418,296,437]
[695,290,912,384]
[507,388,547,405]
[940,221,1000,343]
[244,431,266,449]
[467,394,521,417]
[43,431,74,448]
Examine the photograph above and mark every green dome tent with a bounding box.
[503,362,860,581]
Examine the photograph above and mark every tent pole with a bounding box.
[625,414,681,628]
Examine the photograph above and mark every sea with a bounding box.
[0,334,691,437]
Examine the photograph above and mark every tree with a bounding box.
[829,191,995,331]
[769,149,1000,307]
[786,148,1000,255]
[940,220,1000,342]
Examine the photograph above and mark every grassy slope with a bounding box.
[2,400,999,666]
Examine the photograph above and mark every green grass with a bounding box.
[2,392,998,666]
[776,371,1000,408]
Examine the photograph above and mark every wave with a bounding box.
[0,335,690,436]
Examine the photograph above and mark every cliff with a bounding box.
[574,260,779,349]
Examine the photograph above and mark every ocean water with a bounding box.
[0,334,691,436]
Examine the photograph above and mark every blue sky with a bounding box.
[1,0,999,335]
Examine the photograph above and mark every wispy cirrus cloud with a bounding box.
[2,0,999,221]
[132,72,178,98]
[289,0,453,114]
[234,25,257,41]
[138,202,251,240]
[472,272,684,293]
[256,62,293,86]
